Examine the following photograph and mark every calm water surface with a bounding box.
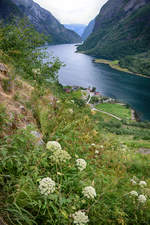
[47,44,150,121]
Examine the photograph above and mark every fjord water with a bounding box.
[47,44,150,121]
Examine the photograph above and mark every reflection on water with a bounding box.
[47,44,150,121]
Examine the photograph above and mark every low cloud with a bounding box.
[34,0,108,24]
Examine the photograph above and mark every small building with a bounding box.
[95,92,101,96]
[64,88,71,93]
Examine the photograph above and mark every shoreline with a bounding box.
[93,59,150,79]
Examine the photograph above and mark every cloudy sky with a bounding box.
[34,0,108,25]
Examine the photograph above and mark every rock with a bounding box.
[31,130,44,146]
[138,148,150,155]
[0,63,8,76]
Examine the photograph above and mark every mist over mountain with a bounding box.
[64,24,86,37]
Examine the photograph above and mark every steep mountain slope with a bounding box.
[81,19,95,41]
[78,0,150,59]
[64,24,86,37]
[2,0,81,44]
[0,0,22,21]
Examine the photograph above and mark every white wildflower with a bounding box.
[130,179,137,185]
[46,141,62,152]
[50,149,71,163]
[100,145,104,149]
[72,210,89,225]
[138,195,147,203]
[139,181,147,188]
[95,150,99,154]
[76,159,87,171]
[91,143,95,146]
[32,68,41,75]
[82,186,96,199]
[68,108,73,114]
[39,177,55,196]
[129,191,138,197]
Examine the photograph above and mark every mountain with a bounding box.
[78,0,150,59]
[64,24,86,37]
[1,0,81,44]
[81,19,95,41]
[0,0,22,21]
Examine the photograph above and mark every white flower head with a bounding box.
[39,177,55,196]
[129,191,138,197]
[100,145,104,149]
[32,68,41,75]
[130,179,137,185]
[72,210,89,225]
[76,159,87,171]
[68,108,74,114]
[50,149,71,163]
[46,141,62,152]
[138,195,147,203]
[95,150,99,154]
[82,186,96,199]
[139,181,147,188]
[91,143,96,146]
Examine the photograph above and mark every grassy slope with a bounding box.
[78,3,150,59]
[1,65,150,224]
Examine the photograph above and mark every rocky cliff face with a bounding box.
[2,0,81,44]
[81,19,95,41]
[78,0,150,59]
[0,0,22,20]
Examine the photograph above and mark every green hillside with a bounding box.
[1,20,150,225]
[78,2,150,59]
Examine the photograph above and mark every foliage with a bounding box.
[0,18,62,84]
[120,51,150,76]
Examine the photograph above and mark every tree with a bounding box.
[0,18,62,84]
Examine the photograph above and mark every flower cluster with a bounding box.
[95,150,99,155]
[130,177,147,188]
[32,68,41,75]
[130,179,137,185]
[129,191,147,203]
[139,181,147,188]
[68,108,74,114]
[82,186,96,199]
[72,210,89,225]
[138,195,147,203]
[39,177,55,196]
[39,141,95,224]
[76,159,87,171]
[46,141,62,152]
[129,191,138,197]
[50,149,71,163]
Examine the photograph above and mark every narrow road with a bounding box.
[92,107,122,121]
[84,92,122,121]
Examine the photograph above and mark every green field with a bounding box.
[96,103,131,120]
